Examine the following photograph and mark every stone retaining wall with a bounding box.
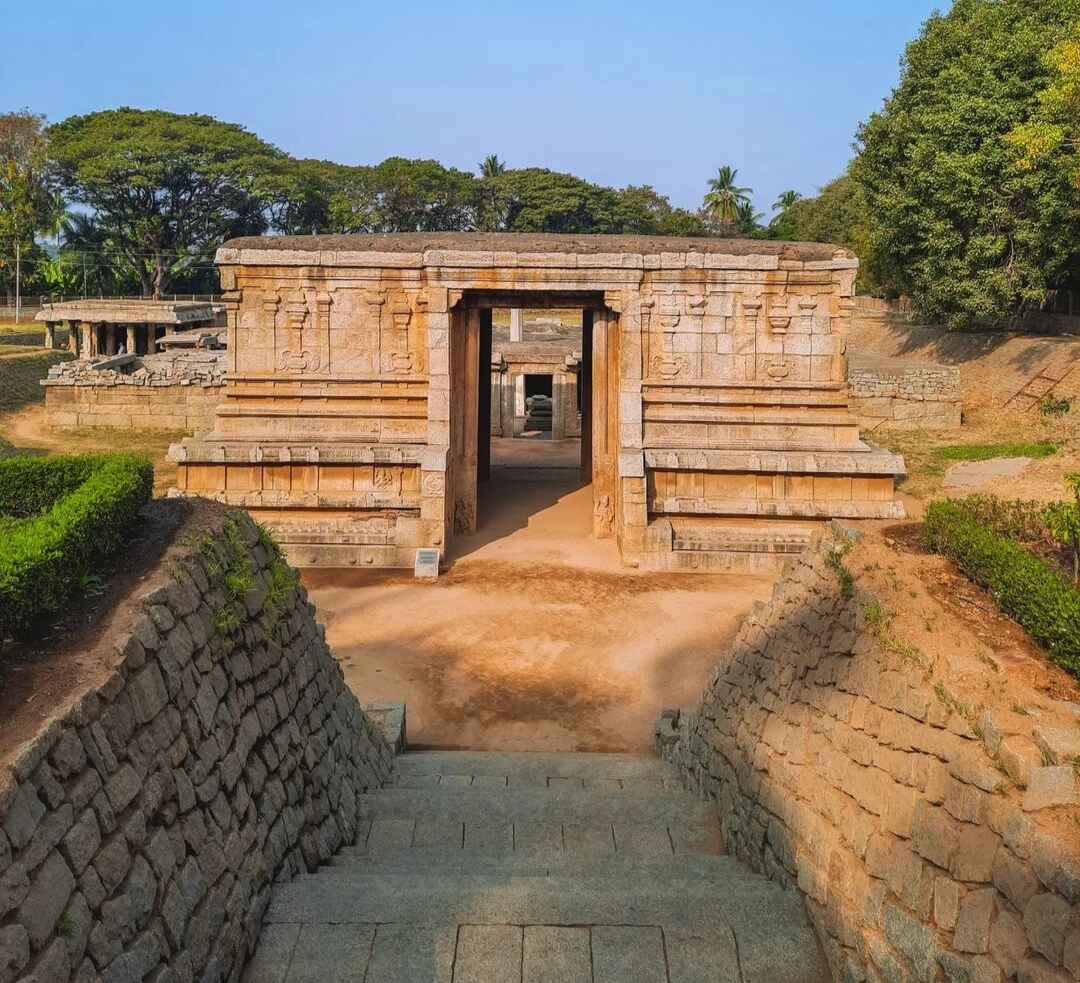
[659,528,1080,983]
[0,510,393,983]
[42,354,226,431]
[848,353,962,430]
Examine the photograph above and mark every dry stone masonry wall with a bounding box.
[659,528,1080,983]
[848,353,962,431]
[43,353,227,432]
[0,510,393,983]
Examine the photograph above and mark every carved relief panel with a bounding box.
[326,287,427,378]
[234,287,332,377]
[642,284,840,386]
[235,289,277,375]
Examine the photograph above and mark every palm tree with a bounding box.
[736,200,764,236]
[477,155,509,232]
[773,190,802,213]
[479,154,506,179]
[703,166,752,234]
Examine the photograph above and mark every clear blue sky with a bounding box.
[2,0,944,217]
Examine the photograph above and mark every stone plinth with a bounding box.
[170,233,905,570]
[41,352,226,432]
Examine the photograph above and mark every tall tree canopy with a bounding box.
[856,0,1080,327]
[0,111,57,295]
[772,170,883,294]
[1008,21,1080,190]
[47,108,286,297]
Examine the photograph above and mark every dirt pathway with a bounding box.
[304,469,774,753]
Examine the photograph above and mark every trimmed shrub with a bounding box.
[0,454,154,640]
[924,500,1080,678]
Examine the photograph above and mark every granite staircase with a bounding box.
[244,751,829,983]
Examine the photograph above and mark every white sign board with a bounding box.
[414,548,441,581]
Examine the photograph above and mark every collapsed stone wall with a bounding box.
[848,353,962,430]
[42,353,226,431]
[659,527,1080,983]
[0,509,393,983]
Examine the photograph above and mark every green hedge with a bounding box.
[924,501,1080,678]
[0,454,154,640]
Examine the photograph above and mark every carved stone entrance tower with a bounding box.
[169,234,904,570]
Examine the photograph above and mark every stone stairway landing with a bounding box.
[244,751,829,983]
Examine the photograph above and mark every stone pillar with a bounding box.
[612,292,647,560]
[581,310,594,480]
[126,324,137,354]
[552,371,566,440]
[447,306,480,536]
[105,325,118,356]
[43,322,55,349]
[67,321,78,353]
[592,308,615,538]
[424,289,454,552]
[478,310,492,483]
[512,375,526,436]
[80,321,93,358]
[510,308,523,342]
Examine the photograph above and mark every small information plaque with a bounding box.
[414,548,441,581]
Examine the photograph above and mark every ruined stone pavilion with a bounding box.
[35,298,218,357]
[168,233,905,569]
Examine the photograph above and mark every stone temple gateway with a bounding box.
[169,233,905,570]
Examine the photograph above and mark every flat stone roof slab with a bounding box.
[36,299,216,325]
[218,233,855,270]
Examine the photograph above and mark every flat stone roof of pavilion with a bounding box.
[36,299,216,325]
[218,233,854,267]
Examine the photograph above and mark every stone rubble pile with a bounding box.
[43,353,227,391]
[0,510,392,983]
[659,527,1080,983]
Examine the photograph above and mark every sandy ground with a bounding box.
[303,438,774,753]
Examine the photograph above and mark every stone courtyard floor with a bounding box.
[303,439,775,753]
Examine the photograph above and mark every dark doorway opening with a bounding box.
[524,374,553,399]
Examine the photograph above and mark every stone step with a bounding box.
[261,871,827,983]
[356,785,720,827]
[346,816,722,856]
[248,921,740,983]
[326,849,745,878]
[393,751,669,782]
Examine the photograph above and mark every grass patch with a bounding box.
[826,546,855,599]
[931,441,1060,462]
[0,454,153,641]
[0,350,74,413]
[924,500,1080,678]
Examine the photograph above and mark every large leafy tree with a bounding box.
[776,170,884,293]
[615,185,709,236]
[1008,22,1080,190]
[0,111,58,297]
[856,0,1080,327]
[322,157,477,233]
[702,166,752,235]
[47,108,285,297]
[491,168,623,233]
